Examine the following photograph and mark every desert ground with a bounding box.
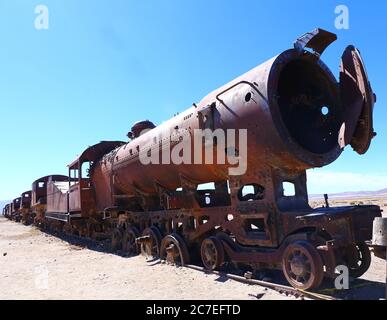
[0,202,386,300]
[310,197,387,213]
[0,216,290,300]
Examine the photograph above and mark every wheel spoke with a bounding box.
[282,241,324,290]
[200,237,224,271]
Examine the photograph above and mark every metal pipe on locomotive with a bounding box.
[2,29,384,290]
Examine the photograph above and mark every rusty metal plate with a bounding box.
[293,28,337,56]
[339,46,376,154]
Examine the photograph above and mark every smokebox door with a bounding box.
[293,28,337,56]
[338,45,376,155]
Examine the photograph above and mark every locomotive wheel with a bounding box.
[22,216,30,226]
[344,242,371,278]
[160,234,190,266]
[63,223,73,235]
[282,240,324,290]
[200,236,225,271]
[123,227,140,256]
[88,222,101,241]
[111,228,123,252]
[140,226,162,259]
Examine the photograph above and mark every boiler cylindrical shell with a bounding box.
[108,49,343,195]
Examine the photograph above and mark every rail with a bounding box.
[185,264,338,301]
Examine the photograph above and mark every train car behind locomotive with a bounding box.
[20,191,32,225]
[10,197,22,222]
[2,204,11,218]
[31,175,69,228]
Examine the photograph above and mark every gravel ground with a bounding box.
[0,215,385,300]
[0,217,291,300]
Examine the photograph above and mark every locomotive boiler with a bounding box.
[3,28,382,290]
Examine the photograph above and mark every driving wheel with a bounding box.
[123,226,140,256]
[282,240,324,290]
[160,234,190,266]
[111,228,123,252]
[140,226,162,259]
[201,236,225,271]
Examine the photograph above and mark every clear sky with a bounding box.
[0,0,386,200]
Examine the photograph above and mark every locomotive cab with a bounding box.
[20,190,32,225]
[68,159,93,214]
[2,204,10,218]
[11,197,22,222]
[67,141,124,217]
[32,175,69,227]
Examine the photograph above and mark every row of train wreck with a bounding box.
[2,28,387,292]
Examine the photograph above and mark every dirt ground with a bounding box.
[0,216,291,300]
[0,215,385,300]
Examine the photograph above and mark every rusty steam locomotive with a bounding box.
[2,29,382,290]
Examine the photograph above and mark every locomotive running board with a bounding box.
[45,212,69,222]
[45,212,81,222]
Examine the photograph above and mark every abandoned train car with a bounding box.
[2,204,11,219]
[19,191,32,225]
[31,175,69,228]
[10,197,22,222]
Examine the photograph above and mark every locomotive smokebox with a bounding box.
[261,48,342,168]
[193,28,376,172]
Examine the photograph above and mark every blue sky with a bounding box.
[0,0,386,200]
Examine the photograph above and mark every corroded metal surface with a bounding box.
[373,218,387,247]
[372,217,387,299]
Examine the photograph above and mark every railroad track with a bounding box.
[30,226,341,300]
[184,264,339,301]
[3,221,362,300]
[57,229,339,300]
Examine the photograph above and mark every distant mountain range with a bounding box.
[310,188,387,200]
[1,188,387,210]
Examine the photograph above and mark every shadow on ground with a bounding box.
[40,227,386,300]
